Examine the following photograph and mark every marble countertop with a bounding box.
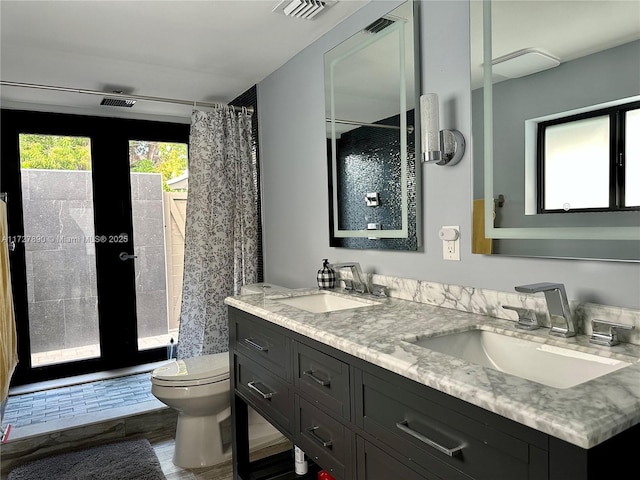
[225,288,640,449]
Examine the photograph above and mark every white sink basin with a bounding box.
[405,329,632,389]
[275,291,379,313]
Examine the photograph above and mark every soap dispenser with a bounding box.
[317,259,336,289]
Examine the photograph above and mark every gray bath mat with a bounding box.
[7,438,166,480]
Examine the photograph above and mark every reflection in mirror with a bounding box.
[325,0,421,250]
[471,0,640,261]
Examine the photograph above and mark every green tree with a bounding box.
[129,141,188,191]
[19,135,188,191]
[19,134,92,170]
[129,158,156,173]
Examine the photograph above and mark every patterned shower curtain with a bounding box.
[177,108,259,359]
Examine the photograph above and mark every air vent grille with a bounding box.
[100,97,137,108]
[365,17,395,34]
[272,0,333,20]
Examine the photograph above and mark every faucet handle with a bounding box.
[590,319,634,347]
[502,305,540,331]
[354,282,367,294]
[370,284,387,297]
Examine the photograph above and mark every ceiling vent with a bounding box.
[272,0,335,20]
[100,97,136,108]
[365,17,395,34]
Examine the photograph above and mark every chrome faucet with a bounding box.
[514,283,576,338]
[330,262,369,294]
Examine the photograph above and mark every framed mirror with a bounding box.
[471,0,640,261]
[325,0,421,250]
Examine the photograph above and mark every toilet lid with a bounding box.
[151,352,229,383]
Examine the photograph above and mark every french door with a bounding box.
[1,110,189,385]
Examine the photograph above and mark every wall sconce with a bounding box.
[420,93,465,166]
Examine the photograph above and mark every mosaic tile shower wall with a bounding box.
[329,110,418,250]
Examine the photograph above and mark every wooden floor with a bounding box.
[152,437,292,480]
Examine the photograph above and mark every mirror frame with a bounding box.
[325,0,421,250]
[479,0,640,244]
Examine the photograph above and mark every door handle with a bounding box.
[119,252,137,261]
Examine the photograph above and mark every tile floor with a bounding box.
[2,372,156,430]
[1,370,293,480]
[1,331,176,432]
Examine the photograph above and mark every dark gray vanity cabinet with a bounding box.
[229,307,640,480]
[355,370,548,480]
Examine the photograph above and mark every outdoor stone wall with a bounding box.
[130,173,169,339]
[21,169,168,354]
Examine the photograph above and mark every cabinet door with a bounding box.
[235,353,293,435]
[295,342,351,420]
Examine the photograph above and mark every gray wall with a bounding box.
[257,0,640,310]
[473,40,640,230]
[471,42,640,261]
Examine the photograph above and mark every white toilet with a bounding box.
[151,352,283,468]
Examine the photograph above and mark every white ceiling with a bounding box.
[2,1,638,121]
[470,0,640,88]
[0,0,369,121]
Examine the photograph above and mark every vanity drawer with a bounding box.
[295,342,351,420]
[232,309,291,381]
[357,371,545,480]
[296,396,352,480]
[235,353,293,435]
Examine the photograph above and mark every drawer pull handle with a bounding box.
[244,338,268,352]
[306,426,333,449]
[303,370,331,387]
[396,420,464,457]
[247,381,273,399]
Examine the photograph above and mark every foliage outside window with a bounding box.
[537,101,640,214]
[19,134,91,170]
[18,135,188,192]
[129,140,188,191]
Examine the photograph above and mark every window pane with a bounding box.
[129,140,188,354]
[19,134,100,367]
[544,116,610,210]
[625,108,640,207]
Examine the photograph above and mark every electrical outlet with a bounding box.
[441,225,460,261]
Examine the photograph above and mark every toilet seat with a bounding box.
[151,352,230,387]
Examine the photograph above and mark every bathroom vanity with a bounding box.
[226,290,640,480]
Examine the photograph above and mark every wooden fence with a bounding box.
[163,192,187,331]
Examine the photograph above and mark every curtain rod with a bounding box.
[328,118,415,134]
[0,80,254,114]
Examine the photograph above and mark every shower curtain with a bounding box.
[177,108,259,359]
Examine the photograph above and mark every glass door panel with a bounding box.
[18,134,100,367]
[129,140,188,353]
